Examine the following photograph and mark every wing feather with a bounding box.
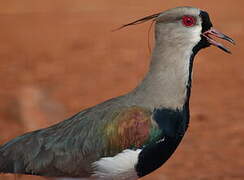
[0,97,158,177]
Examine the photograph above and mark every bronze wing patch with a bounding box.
[103,106,153,156]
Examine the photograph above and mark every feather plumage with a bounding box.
[0,97,162,177]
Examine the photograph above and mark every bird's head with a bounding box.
[119,7,235,54]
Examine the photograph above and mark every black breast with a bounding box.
[135,106,189,177]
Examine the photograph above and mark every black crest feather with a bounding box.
[114,12,161,31]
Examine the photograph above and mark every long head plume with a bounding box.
[114,12,161,31]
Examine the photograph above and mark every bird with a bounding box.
[0,6,234,180]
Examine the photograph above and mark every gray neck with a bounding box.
[130,42,194,110]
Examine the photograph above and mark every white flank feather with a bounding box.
[54,178,90,180]
[92,149,141,180]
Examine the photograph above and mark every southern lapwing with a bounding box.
[0,7,234,180]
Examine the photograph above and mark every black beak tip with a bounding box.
[217,45,232,54]
[226,36,236,45]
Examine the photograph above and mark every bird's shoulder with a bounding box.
[101,105,162,156]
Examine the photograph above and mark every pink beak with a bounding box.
[202,28,235,54]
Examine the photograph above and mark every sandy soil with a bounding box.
[0,0,243,180]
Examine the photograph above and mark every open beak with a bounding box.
[202,28,235,54]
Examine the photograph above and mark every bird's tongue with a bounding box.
[202,28,235,53]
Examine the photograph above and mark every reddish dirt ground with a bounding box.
[0,1,243,180]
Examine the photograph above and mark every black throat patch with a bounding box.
[200,11,213,33]
[194,10,213,52]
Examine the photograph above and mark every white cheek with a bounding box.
[156,23,202,48]
[189,25,202,44]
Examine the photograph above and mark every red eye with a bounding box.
[182,16,196,27]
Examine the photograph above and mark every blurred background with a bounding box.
[0,0,243,180]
